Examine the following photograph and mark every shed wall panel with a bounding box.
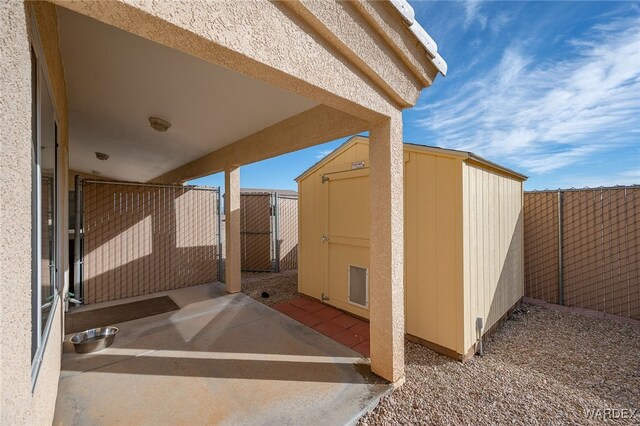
[404,151,463,352]
[462,163,524,352]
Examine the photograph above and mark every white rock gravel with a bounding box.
[240,274,639,424]
[360,304,640,425]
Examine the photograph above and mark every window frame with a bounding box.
[30,13,62,390]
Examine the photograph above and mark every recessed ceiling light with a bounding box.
[149,116,171,132]
[95,152,110,161]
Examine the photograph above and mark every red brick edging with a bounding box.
[273,297,371,357]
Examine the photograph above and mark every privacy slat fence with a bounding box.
[79,180,221,304]
[524,186,639,320]
[276,194,299,272]
[240,193,273,272]
[238,191,299,272]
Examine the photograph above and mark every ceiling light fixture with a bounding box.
[149,116,171,132]
[95,152,110,161]
[91,170,101,176]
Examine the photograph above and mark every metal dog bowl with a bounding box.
[70,327,118,354]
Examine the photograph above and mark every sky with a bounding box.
[191,0,640,191]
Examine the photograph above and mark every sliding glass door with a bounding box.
[31,48,59,384]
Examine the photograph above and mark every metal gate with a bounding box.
[73,178,222,305]
[240,192,275,272]
[239,191,298,272]
[276,194,298,272]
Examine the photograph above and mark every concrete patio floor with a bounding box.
[54,283,391,425]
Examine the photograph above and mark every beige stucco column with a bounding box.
[368,113,405,383]
[224,166,241,293]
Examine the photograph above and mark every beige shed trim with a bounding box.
[464,157,527,182]
[296,136,527,183]
[295,135,368,182]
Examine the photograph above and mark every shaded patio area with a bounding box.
[54,283,391,425]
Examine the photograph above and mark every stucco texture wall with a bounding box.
[1,2,69,424]
[9,0,429,389]
[53,0,431,122]
[0,1,36,421]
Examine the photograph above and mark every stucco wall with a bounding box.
[0,0,433,401]
[53,0,432,123]
[1,2,68,424]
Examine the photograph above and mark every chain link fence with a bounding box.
[240,192,274,272]
[524,186,639,320]
[524,191,561,304]
[233,190,298,273]
[79,179,221,304]
[275,194,298,271]
[78,182,296,301]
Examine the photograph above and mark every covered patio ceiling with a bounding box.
[57,7,319,183]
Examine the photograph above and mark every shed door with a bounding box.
[322,168,370,319]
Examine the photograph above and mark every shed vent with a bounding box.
[348,265,368,308]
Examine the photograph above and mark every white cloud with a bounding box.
[415,14,640,175]
[464,1,487,30]
[315,149,333,160]
[463,0,511,32]
[489,11,513,34]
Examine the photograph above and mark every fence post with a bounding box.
[558,190,564,305]
[273,193,280,273]
[216,188,223,282]
[73,176,84,306]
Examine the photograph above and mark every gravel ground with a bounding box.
[240,273,639,424]
[241,270,300,307]
[360,304,640,425]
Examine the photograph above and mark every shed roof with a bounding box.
[295,136,527,182]
[241,188,298,197]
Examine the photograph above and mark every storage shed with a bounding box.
[297,136,527,360]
